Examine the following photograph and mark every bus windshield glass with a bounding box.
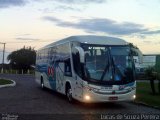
[81,44,134,84]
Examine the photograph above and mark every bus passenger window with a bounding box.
[64,59,72,77]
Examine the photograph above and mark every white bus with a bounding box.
[35,35,140,103]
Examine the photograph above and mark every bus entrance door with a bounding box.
[56,62,65,94]
[73,76,83,100]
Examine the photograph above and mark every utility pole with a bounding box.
[0,42,6,73]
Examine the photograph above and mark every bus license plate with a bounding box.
[101,86,112,90]
[109,96,118,101]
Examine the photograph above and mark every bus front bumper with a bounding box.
[81,89,136,103]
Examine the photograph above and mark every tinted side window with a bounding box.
[72,51,83,77]
[64,59,72,77]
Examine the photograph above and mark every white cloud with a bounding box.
[43,16,156,36]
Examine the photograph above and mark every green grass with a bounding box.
[136,82,160,108]
[0,79,13,85]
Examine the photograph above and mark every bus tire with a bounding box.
[41,77,44,89]
[66,83,73,103]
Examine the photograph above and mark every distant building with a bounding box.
[142,55,156,68]
[134,54,158,73]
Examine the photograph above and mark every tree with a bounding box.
[7,47,36,73]
[155,55,160,94]
[129,43,139,56]
[145,66,156,95]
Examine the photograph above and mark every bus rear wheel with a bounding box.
[41,78,44,89]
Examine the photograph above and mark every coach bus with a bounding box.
[35,35,142,103]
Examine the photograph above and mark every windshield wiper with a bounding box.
[100,59,110,81]
[111,56,126,78]
[100,49,111,81]
[111,56,116,80]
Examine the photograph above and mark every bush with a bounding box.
[145,66,156,94]
[155,55,160,73]
[145,66,156,80]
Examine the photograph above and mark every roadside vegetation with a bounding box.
[7,46,36,74]
[0,79,13,85]
[136,82,160,108]
[136,55,160,108]
[143,55,160,95]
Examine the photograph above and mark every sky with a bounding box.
[0,0,160,63]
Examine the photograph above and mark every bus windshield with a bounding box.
[81,44,135,85]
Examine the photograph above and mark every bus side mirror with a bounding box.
[131,48,143,64]
[74,47,85,63]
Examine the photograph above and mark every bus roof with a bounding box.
[41,35,128,50]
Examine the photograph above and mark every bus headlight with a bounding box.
[133,95,136,99]
[84,95,91,101]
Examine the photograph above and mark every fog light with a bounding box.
[84,95,90,101]
[133,95,136,99]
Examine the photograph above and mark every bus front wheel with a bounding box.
[66,86,73,102]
